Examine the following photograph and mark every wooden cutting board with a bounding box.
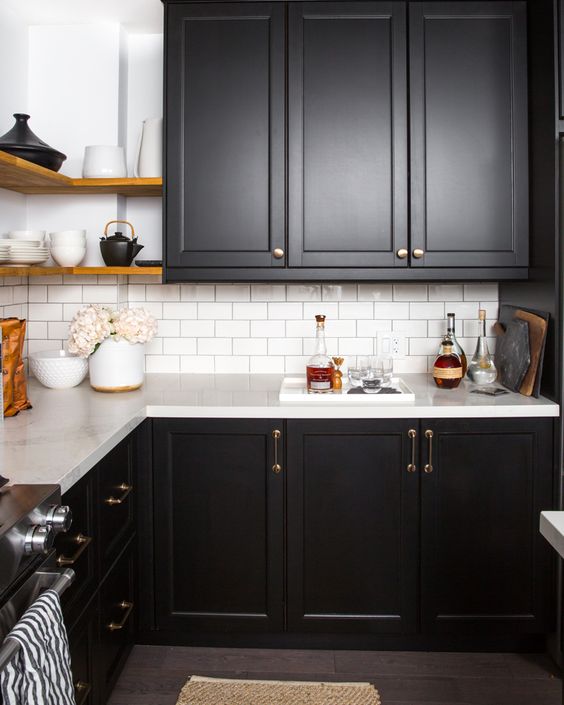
[514,309,548,397]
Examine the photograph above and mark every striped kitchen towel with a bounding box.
[0,589,75,705]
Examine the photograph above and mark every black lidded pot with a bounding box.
[0,113,67,172]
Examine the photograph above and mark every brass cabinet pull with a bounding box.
[396,248,408,259]
[412,248,425,258]
[272,429,282,474]
[104,483,133,506]
[273,248,284,259]
[74,680,92,705]
[424,429,434,473]
[57,533,92,567]
[107,600,134,631]
[407,429,417,473]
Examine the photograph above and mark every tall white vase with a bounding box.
[134,117,162,177]
[89,338,145,392]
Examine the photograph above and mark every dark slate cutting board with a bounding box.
[498,304,549,398]
[495,317,530,392]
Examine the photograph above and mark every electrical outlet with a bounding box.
[376,332,406,358]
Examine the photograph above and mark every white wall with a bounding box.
[0,3,29,234]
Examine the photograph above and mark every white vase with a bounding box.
[88,338,145,392]
[134,117,162,177]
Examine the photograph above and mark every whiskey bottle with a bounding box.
[438,312,467,376]
[467,309,497,384]
[433,339,463,389]
[306,315,334,394]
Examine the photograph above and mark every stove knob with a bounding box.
[45,505,72,534]
[24,525,54,555]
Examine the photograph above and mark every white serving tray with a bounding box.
[279,377,415,404]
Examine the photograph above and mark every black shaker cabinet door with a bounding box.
[410,2,528,269]
[420,418,554,635]
[165,3,285,269]
[153,418,285,633]
[288,2,408,269]
[286,419,419,633]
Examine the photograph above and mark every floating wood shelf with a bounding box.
[0,266,162,277]
[0,151,162,196]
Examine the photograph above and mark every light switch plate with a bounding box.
[375,331,406,358]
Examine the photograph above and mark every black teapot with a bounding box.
[99,220,143,267]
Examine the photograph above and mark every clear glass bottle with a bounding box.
[438,312,467,376]
[433,339,463,389]
[467,309,497,384]
[306,315,334,394]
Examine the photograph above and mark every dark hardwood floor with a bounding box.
[108,646,562,705]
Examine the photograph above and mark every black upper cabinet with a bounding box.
[560,0,564,120]
[165,2,285,269]
[164,0,529,281]
[410,2,528,269]
[288,2,408,269]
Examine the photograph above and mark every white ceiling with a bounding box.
[5,0,163,33]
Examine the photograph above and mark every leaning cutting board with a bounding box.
[495,318,530,392]
[514,310,548,396]
[498,304,549,398]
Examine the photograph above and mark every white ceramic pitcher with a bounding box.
[134,117,162,177]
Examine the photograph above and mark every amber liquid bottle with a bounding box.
[306,315,333,393]
[433,340,463,389]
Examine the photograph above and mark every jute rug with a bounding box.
[176,676,381,705]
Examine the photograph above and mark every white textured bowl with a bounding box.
[50,246,86,267]
[7,230,46,241]
[30,350,88,389]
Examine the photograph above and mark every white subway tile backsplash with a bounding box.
[28,339,62,355]
[250,320,285,337]
[357,284,393,301]
[215,320,250,338]
[164,302,197,319]
[339,302,373,319]
[410,302,445,320]
[233,302,267,320]
[163,338,197,355]
[180,284,215,301]
[215,356,250,373]
[29,303,63,321]
[48,285,82,303]
[251,284,286,302]
[215,284,250,302]
[234,337,267,356]
[464,283,498,301]
[393,284,427,301]
[198,338,232,355]
[182,320,215,337]
[0,287,14,305]
[18,278,499,375]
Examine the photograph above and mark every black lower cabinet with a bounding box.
[97,538,136,704]
[420,418,554,635]
[150,416,554,647]
[67,600,98,705]
[153,419,285,633]
[286,419,419,633]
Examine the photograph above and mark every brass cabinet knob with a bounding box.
[273,248,284,259]
[396,248,408,259]
[412,248,425,258]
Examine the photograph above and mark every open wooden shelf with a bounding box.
[0,151,162,196]
[0,266,162,277]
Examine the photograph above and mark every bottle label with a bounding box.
[310,380,332,390]
[433,366,463,380]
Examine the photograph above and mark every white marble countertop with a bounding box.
[0,373,558,493]
[540,512,564,559]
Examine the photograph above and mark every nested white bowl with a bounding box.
[50,245,86,267]
[49,230,86,242]
[30,350,88,389]
[7,230,46,241]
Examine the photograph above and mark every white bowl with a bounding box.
[30,350,88,389]
[49,230,87,239]
[7,230,46,241]
[50,246,86,267]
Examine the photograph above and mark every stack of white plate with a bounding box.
[0,243,11,264]
[3,241,50,266]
